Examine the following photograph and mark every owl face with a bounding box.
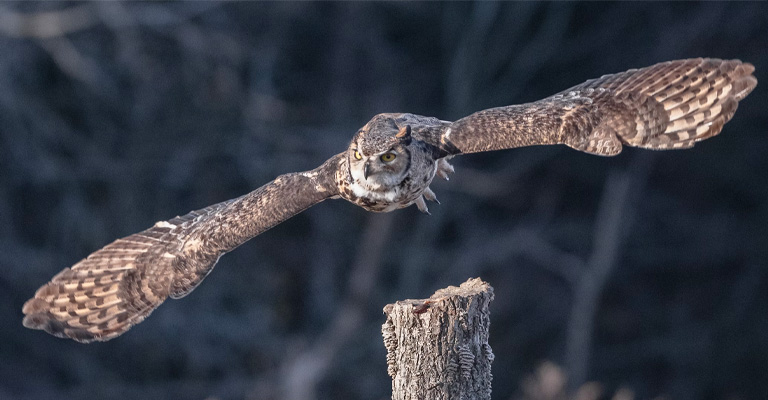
[348,116,412,191]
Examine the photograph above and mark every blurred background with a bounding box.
[1,2,766,400]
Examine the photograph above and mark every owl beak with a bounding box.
[363,162,371,180]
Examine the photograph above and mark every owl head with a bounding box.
[348,114,412,191]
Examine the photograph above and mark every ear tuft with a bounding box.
[396,125,412,139]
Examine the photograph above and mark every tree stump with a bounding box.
[382,278,495,400]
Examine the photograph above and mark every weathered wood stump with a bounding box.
[382,278,495,400]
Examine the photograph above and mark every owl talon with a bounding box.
[437,158,455,181]
[423,187,439,204]
[415,196,431,215]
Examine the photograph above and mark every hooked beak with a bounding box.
[363,162,371,180]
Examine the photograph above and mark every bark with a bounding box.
[382,278,495,400]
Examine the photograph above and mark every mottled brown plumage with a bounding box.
[23,156,343,342]
[444,58,755,156]
[23,58,756,342]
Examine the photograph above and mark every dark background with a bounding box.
[1,2,766,400]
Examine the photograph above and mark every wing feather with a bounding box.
[23,154,343,342]
[440,58,756,157]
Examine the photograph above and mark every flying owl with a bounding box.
[23,58,757,342]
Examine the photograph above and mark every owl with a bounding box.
[23,58,756,342]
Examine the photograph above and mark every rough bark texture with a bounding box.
[382,278,495,400]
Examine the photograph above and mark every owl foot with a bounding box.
[423,187,439,204]
[415,196,431,215]
[436,158,455,181]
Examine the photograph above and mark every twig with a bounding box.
[275,213,394,400]
[564,153,653,388]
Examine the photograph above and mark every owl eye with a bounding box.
[380,153,397,162]
[353,150,362,160]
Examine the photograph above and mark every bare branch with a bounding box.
[275,213,395,400]
[564,154,653,388]
[0,4,98,39]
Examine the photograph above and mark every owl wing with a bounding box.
[438,58,756,156]
[23,153,344,342]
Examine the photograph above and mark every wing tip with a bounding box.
[22,268,162,343]
[650,58,754,148]
[22,311,101,343]
[728,60,757,100]
[23,306,133,343]
[734,75,758,101]
[22,298,97,342]
[21,297,47,315]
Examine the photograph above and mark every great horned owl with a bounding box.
[23,58,757,342]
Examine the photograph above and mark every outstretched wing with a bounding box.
[23,154,344,342]
[439,58,756,156]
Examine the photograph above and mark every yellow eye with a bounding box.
[380,153,396,162]
[354,150,362,160]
